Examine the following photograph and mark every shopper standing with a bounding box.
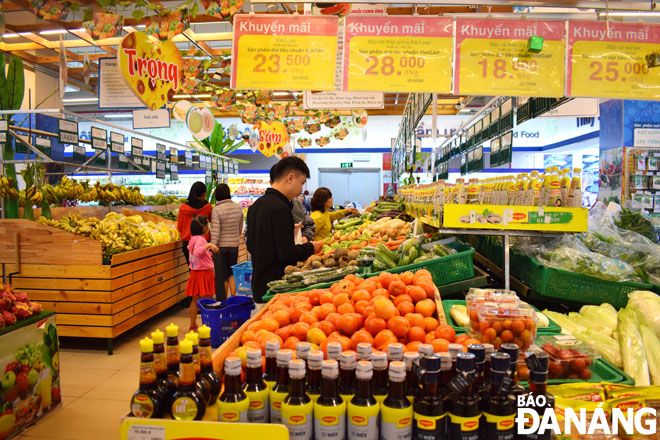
[247,157,323,302]
[185,216,218,330]
[292,196,315,243]
[310,187,358,241]
[177,182,212,265]
[210,183,244,301]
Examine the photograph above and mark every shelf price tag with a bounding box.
[344,16,453,93]
[170,147,178,163]
[156,161,166,179]
[110,132,124,154]
[91,127,108,150]
[131,138,143,157]
[567,21,660,99]
[455,19,565,97]
[156,143,166,161]
[58,119,78,145]
[231,15,339,91]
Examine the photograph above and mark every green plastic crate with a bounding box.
[511,252,653,309]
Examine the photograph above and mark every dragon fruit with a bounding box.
[13,303,31,320]
[13,291,28,303]
[28,302,42,314]
[2,311,16,326]
[0,315,6,328]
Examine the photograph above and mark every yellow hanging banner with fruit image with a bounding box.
[117,31,184,111]
[253,120,289,158]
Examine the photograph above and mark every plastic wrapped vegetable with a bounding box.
[627,290,660,336]
[450,305,470,327]
[573,329,622,368]
[539,246,641,283]
[542,310,586,335]
[579,304,618,333]
[639,324,660,385]
[618,307,650,386]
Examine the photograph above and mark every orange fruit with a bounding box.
[408,286,427,303]
[299,311,318,325]
[364,316,387,337]
[350,330,374,350]
[378,272,395,289]
[406,341,422,352]
[309,290,322,306]
[405,313,425,329]
[337,303,355,315]
[284,336,300,351]
[387,316,411,338]
[388,280,407,297]
[423,317,439,333]
[415,299,436,318]
[371,288,390,300]
[257,318,280,332]
[434,325,456,343]
[407,326,426,343]
[306,327,327,345]
[337,314,360,336]
[275,324,293,341]
[333,293,351,308]
[397,301,415,316]
[393,294,413,306]
[320,291,334,305]
[413,269,433,283]
[291,322,310,340]
[374,329,398,351]
[326,312,341,327]
[399,271,415,286]
[431,338,450,353]
[240,330,256,344]
[352,289,371,304]
[415,279,436,299]
[317,320,336,337]
[318,303,336,320]
[373,296,397,321]
[272,310,291,328]
[463,338,483,347]
[454,334,470,345]
[354,300,369,314]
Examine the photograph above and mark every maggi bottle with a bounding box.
[270,349,292,423]
[327,341,342,362]
[308,350,324,404]
[314,360,346,440]
[264,340,280,391]
[348,361,379,440]
[165,323,180,389]
[185,331,210,404]
[467,179,480,205]
[151,330,176,407]
[130,337,164,418]
[526,171,539,206]
[218,356,249,422]
[372,351,388,405]
[404,351,420,404]
[339,351,357,403]
[547,167,562,207]
[282,359,314,440]
[297,342,312,382]
[171,339,206,420]
[539,168,552,206]
[567,168,582,208]
[244,348,269,423]
[381,361,413,440]
[197,325,220,405]
[388,343,404,364]
[560,168,571,206]
[413,354,445,440]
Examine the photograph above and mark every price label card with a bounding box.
[455,19,565,97]
[205,170,213,184]
[91,126,108,150]
[156,161,166,179]
[185,150,192,167]
[58,119,78,145]
[111,132,124,154]
[170,147,178,163]
[568,21,660,99]
[231,15,339,91]
[156,143,166,161]
[344,16,453,93]
[131,138,143,157]
[73,145,86,162]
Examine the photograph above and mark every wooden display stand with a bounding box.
[0,219,188,354]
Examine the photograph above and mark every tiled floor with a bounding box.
[16,303,192,440]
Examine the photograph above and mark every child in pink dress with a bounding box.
[185,215,219,330]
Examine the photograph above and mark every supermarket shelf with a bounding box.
[472,250,534,298]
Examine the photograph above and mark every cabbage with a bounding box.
[627,290,660,336]
[573,329,622,368]
[639,324,660,385]
[579,304,618,332]
[568,312,613,337]
[542,310,586,335]
[618,307,651,386]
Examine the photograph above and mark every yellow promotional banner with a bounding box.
[121,417,289,440]
[344,16,453,93]
[231,15,338,91]
[455,19,565,97]
[443,204,588,232]
[568,21,660,100]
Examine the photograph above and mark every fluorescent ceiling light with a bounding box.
[598,11,660,16]
[105,114,132,118]
[172,94,212,98]
[63,97,99,103]
[39,29,68,35]
[2,33,19,38]
[273,92,291,97]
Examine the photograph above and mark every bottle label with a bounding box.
[199,346,212,366]
[448,413,481,440]
[153,352,166,373]
[172,396,198,420]
[179,362,196,385]
[314,401,347,440]
[413,412,446,436]
[218,398,250,422]
[140,361,157,384]
[246,388,270,423]
[270,390,288,423]
[381,405,413,440]
[166,344,179,365]
[282,401,314,440]
[131,393,154,418]
[483,412,515,440]
[347,402,379,440]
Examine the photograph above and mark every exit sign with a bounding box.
[341,162,353,168]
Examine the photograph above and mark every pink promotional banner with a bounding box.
[567,21,660,100]
[454,19,565,97]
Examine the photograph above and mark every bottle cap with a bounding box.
[277,349,293,367]
[179,339,193,355]
[534,351,549,372]
[448,344,462,360]
[225,356,242,376]
[490,352,510,372]
[355,361,373,380]
[357,343,372,361]
[198,325,211,339]
[439,353,452,370]
[456,353,476,374]
[266,340,280,356]
[420,354,441,373]
[288,359,306,379]
[483,344,494,360]
[247,348,262,368]
[327,342,342,360]
[574,168,582,173]
[140,337,154,353]
[151,330,164,345]
[500,344,519,366]
[340,351,356,369]
[404,352,419,370]
[372,351,387,369]
[166,323,179,337]
[308,350,324,369]
[388,361,406,382]
[322,360,339,379]
[418,344,433,357]
[296,342,311,359]
[387,343,404,361]
[185,331,199,346]
[468,344,485,363]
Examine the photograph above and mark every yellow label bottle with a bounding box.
[270,349,292,424]
[244,348,269,423]
[263,340,280,391]
[339,351,356,404]
[131,337,164,419]
[380,361,413,440]
[539,168,551,207]
[348,361,379,440]
[282,360,313,440]
[314,360,347,440]
[218,356,249,422]
[307,350,323,404]
[526,172,539,206]
[547,167,562,207]
[171,339,206,421]
[372,351,388,405]
[567,168,582,208]
[560,168,571,207]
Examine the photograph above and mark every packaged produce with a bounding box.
[618,307,651,386]
[537,335,599,381]
[473,303,537,351]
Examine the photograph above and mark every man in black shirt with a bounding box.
[247,157,322,302]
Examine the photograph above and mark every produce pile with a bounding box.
[29,176,146,207]
[144,194,185,206]
[37,212,179,261]
[363,200,410,221]
[0,285,43,328]
[371,236,457,271]
[0,176,19,200]
[146,208,179,221]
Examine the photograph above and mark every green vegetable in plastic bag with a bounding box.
[579,304,618,333]
[628,290,660,336]
[639,323,660,385]
[618,307,650,386]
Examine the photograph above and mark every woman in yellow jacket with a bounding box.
[310,187,358,241]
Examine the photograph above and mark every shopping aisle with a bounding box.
[16,305,191,440]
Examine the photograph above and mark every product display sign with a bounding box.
[72,145,86,162]
[567,21,660,99]
[0,120,6,143]
[455,19,565,97]
[205,169,213,184]
[58,119,78,145]
[98,58,146,109]
[185,150,193,167]
[170,163,178,180]
[110,131,124,154]
[118,153,128,169]
[344,16,453,93]
[156,160,166,179]
[212,158,218,171]
[34,136,51,157]
[231,15,339,91]
[91,127,108,150]
[169,147,178,163]
[252,120,289,157]
[131,137,143,157]
[156,143,166,161]
[121,418,290,440]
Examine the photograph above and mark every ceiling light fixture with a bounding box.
[39,29,68,35]
[598,11,660,16]
[62,97,99,103]
[1,33,19,38]
[172,94,212,99]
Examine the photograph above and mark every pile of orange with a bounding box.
[238,269,481,358]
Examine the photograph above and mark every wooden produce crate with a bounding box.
[0,219,188,354]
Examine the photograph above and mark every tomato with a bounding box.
[374,329,398,351]
[408,286,427,303]
[434,325,456,343]
[388,280,407,297]
[431,338,450,353]
[387,316,411,338]
[350,330,374,350]
[405,313,425,329]
[364,317,387,337]
[407,327,426,343]
[337,314,360,336]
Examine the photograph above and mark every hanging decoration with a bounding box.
[333,127,349,140]
[82,53,91,85]
[186,107,215,140]
[274,141,293,159]
[315,137,331,147]
[325,115,342,129]
[201,0,245,20]
[172,100,192,121]
[144,9,189,40]
[211,89,235,110]
[180,58,202,94]
[30,0,70,21]
[286,119,305,135]
[253,120,289,157]
[304,120,321,135]
[351,109,368,128]
[297,138,312,148]
[248,130,259,152]
[83,11,124,40]
[238,105,258,124]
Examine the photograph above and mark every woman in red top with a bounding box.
[177,182,212,265]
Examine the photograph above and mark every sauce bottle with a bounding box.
[483,344,495,382]
[297,342,311,381]
[308,350,324,404]
[372,351,388,405]
[418,344,433,358]
[567,168,582,208]
[244,348,269,423]
[520,352,553,440]
[381,361,413,440]
[270,348,292,423]
[151,329,176,407]
[339,351,356,403]
[165,323,180,389]
[547,167,562,207]
[131,337,164,418]
[448,344,462,377]
[483,353,515,440]
[357,343,372,362]
[327,341,342,362]
[388,343,404,364]
[218,356,249,422]
[282,359,313,440]
[560,168,571,206]
[439,353,452,397]
[413,354,445,440]
[264,340,280,391]
[186,331,210,404]
[348,361,379,440]
[314,360,346,440]
[447,353,480,440]
[171,339,206,420]
[197,325,220,405]
[467,344,487,405]
[404,351,420,403]
[499,344,525,398]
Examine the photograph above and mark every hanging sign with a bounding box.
[35,136,51,156]
[205,169,213,184]
[118,153,128,169]
[131,138,143,157]
[133,108,171,129]
[73,145,86,162]
[156,143,166,161]
[344,16,453,93]
[170,163,178,180]
[455,19,565,97]
[0,120,6,143]
[58,119,78,145]
[117,31,184,111]
[253,120,289,157]
[567,21,660,100]
[110,131,124,153]
[185,150,192,167]
[170,147,178,163]
[91,127,108,150]
[231,15,339,91]
[156,161,166,179]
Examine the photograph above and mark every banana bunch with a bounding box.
[40,184,59,205]
[0,176,19,200]
[92,182,145,205]
[55,176,85,201]
[25,186,43,206]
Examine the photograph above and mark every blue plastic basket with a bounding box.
[232,261,253,295]
[198,296,255,348]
